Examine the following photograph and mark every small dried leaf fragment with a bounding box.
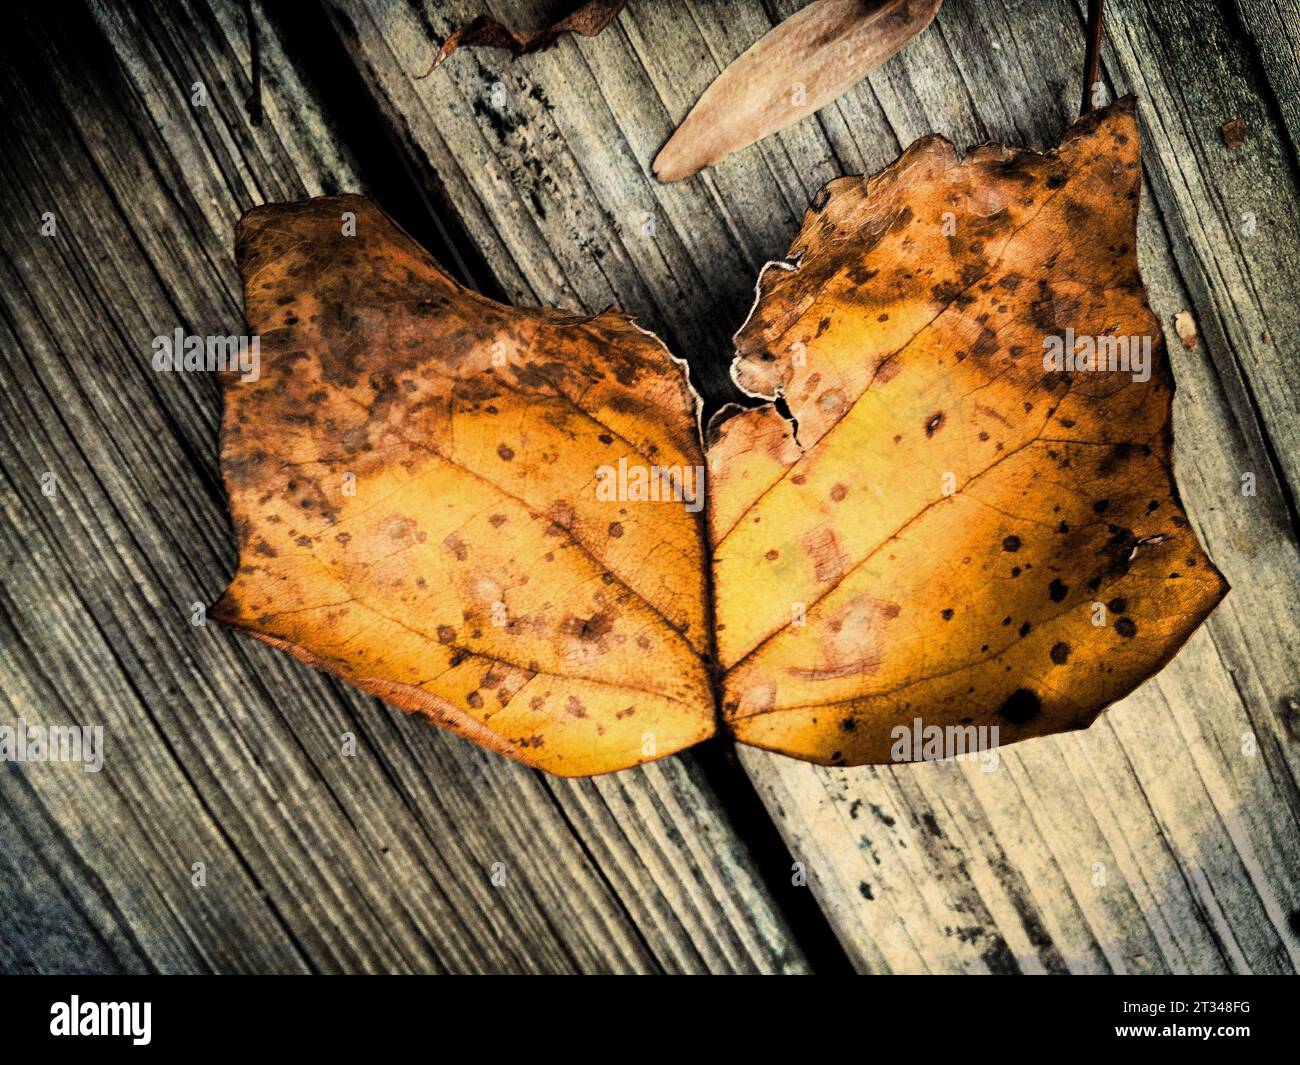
[1220,118,1245,148]
[653,0,942,182]
[216,196,712,776]
[421,1,625,75]
[709,98,1227,765]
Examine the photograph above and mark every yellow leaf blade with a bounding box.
[215,196,714,776]
[711,99,1227,765]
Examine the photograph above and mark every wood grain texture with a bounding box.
[317,0,1300,972]
[0,0,808,974]
[1,0,1296,974]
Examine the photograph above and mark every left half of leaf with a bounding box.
[214,196,716,776]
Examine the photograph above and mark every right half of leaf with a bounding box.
[707,98,1228,765]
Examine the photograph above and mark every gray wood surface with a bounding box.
[0,0,810,974]
[1,0,1297,973]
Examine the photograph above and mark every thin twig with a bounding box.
[1080,0,1105,114]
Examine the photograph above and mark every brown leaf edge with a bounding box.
[417,0,626,77]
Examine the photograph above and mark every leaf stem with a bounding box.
[1080,0,1105,114]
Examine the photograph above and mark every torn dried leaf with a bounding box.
[711,97,1226,764]
[216,197,712,776]
[216,99,1225,776]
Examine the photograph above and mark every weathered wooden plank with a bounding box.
[0,0,809,973]
[325,0,1300,971]
[1230,0,1300,163]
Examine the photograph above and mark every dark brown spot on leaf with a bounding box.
[999,688,1042,725]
